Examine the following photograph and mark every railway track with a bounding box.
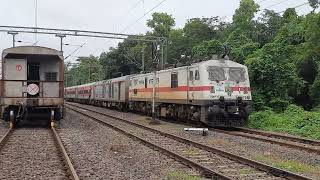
[212,128,320,155]
[0,126,79,180]
[66,102,311,180]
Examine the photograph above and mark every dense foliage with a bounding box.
[248,105,320,139]
[65,0,320,112]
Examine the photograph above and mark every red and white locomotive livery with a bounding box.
[129,59,252,126]
[65,58,252,127]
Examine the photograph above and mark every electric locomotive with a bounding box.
[65,58,252,127]
[0,46,64,127]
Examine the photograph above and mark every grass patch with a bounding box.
[247,104,320,140]
[165,170,201,180]
[254,154,320,176]
[182,147,201,156]
[239,168,255,175]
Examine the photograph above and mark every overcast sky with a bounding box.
[0,0,313,63]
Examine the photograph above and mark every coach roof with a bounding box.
[2,46,63,60]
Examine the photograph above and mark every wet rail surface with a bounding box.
[66,102,311,180]
[212,128,320,155]
[0,127,79,180]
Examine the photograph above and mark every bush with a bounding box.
[247,104,320,140]
[269,98,290,112]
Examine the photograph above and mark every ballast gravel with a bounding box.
[0,128,68,179]
[71,103,320,179]
[59,110,201,180]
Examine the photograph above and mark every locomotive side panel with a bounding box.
[156,68,189,103]
[119,80,126,102]
[129,68,189,103]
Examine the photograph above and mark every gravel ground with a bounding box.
[0,121,9,136]
[0,128,68,179]
[70,103,320,179]
[59,110,201,180]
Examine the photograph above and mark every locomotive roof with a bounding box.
[131,59,247,78]
[2,46,63,60]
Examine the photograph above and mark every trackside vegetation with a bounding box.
[65,0,320,138]
[248,105,320,140]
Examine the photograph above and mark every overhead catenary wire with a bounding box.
[64,0,145,59]
[276,2,310,13]
[103,0,168,55]
[65,43,86,60]
[258,0,272,3]
[120,0,168,33]
[264,0,293,9]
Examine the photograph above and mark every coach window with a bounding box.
[45,72,57,81]
[145,77,148,88]
[111,84,114,98]
[108,84,112,98]
[171,73,178,88]
[195,70,200,80]
[189,71,194,81]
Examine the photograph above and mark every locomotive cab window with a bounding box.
[145,77,148,88]
[45,72,57,81]
[171,73,178,88]
[189,71,194,81]
[195,70,200,80]
[207,66,226,81]
[229,68,246,82]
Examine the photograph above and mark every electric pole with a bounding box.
[8,32,18,47]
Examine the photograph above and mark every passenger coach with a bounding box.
[0,46,64,127]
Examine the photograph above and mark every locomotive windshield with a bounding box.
[207,66,226,81]
[229,67,246,82]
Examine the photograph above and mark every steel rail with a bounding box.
[236,127,320,146]
[51,127,80,180]
[0,128,13,151]
[66,103,312,180]
[211,128,320,155]
[66,105,231,179]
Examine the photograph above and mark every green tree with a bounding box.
[308,0,320,11]
[246,43,304,110]
[147,12,175,37]
[283,8,298,23]
[192,40,224,59]
[233,0,259,32]
[167,29,189,64]
[183,18,214,45]
[252,10,283,46]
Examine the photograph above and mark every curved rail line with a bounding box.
[211,128,320,155]
[66,102,311,180]
[0,127,80,180]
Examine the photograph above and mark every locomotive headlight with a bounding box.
[210,86,215,93]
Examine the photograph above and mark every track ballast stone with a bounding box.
[59,110,201,179]
[0,128,68,179]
